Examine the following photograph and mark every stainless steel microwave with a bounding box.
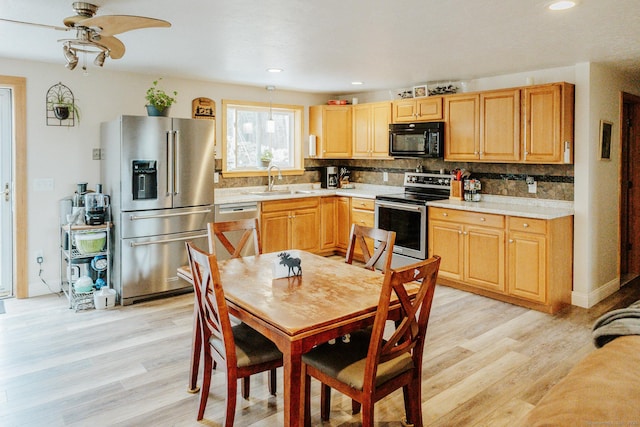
[389,122,444,158]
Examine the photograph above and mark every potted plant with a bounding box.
[145,78,177,116]
[48,94,80,122]
[260,149,273,167]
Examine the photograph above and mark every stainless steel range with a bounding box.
[375,172,451,268]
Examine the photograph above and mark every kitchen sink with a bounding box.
[246,190,292,196]
[245,189,317,196]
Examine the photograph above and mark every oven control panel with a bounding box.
[404,172,451,189]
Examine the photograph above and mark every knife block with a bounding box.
[450,180,464,200]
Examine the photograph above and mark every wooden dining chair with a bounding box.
[185,241,283,424]
[302,255,441,427]
[207,218,262,259]
[188,218,275,399]
[345,223,396,273]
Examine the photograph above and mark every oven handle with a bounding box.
[375,201,424,212]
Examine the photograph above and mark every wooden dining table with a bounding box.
[177,250,417,426]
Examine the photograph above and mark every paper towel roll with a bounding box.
[309,135,317,157]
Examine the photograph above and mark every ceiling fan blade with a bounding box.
[92,35,126,59]
[0,18,68,32]
[79,15,171,37]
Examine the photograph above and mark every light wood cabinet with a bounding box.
[429,207,505,293]
[444,82,573,164]
[429,207,573,314]
[336,196,351,251]
[522,82,574,164]
[352,101,392,158]
[350,197,375,260]
[320,197,337,253]
[261,198,320,253]
[480,89,521,162]
[392,97,443,123]
[444,94,480,161]
[506,215,573,311]
[309,105,352,158]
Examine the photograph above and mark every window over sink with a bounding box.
[222,99,304,177]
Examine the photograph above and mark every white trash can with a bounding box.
[94,287,117,309]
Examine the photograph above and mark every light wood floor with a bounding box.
[2,276,640,427]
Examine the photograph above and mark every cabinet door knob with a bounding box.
[463,231,468,235]
[458,230,462,235]
[509,239,514,243]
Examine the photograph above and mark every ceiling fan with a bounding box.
[0,2,171,70]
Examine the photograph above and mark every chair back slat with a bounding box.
[207,218,262,258]
[363,256,441,386]
[345,224,396,273]
[186,241,237,368]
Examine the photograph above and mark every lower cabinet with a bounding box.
[261,198,320,253]
[429,206,573,313]
[320,197,337,253]
[429,208,505,293]
[350,197,375,260]
[336,196,351,251]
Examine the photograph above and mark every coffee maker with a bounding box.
[321,166,339,189]
[84,184,110,225]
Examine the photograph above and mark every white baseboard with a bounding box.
[571,277,620,308]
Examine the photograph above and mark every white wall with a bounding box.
[0,57,326,297]
[4,56,640,304]
[572,62,640,307]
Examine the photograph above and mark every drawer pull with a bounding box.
[443,212,448,217]
[523,223,529,228]
[480,217,486,222]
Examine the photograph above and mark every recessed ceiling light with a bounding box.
[351,81,364,85]
[267,68,283,73]
[548,1,576,10]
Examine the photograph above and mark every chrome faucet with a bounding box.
[267,163,282,191]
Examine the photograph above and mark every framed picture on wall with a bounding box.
[413,85,427,98]
[600,120,613,160]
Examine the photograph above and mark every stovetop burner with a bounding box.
[376,172,451,205]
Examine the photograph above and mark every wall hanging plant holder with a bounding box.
[46,82,77,126]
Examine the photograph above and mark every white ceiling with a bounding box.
[1,0,640,94]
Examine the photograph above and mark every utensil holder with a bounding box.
[450,181,464,200]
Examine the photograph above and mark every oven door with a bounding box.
[374,199,427,261]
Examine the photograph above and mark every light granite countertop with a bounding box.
[427,195,574,219]
[215,183,403,205]
[215,185,574,220]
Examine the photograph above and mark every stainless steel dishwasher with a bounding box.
[213,202,260,260]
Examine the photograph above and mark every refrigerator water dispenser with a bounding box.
[132,160,158,200]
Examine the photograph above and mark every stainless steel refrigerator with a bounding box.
[101,115,215,305]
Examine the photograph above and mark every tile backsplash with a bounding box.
[216,158,574,201]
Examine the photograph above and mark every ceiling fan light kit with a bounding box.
[1,2,171,71]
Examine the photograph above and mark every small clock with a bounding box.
[91,255,108,272]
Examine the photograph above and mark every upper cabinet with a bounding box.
[352,101,392,159]
[480,89,521,162]
[309,105,352,158]
[444,82,574,164]
[522,83,574,164]
[444,94,480,161]
[392,97,443,123]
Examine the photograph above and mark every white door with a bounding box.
[0,88,13,297]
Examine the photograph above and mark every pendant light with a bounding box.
[266,85,275,133]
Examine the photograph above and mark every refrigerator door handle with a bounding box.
[166,130,174,196]
[129,233,208,247]
[174,130,180,196]
[128,208,213,221]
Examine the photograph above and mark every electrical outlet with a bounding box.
[214,172,219,184]
[383,171,389,182]
[92,148,102,160]
[526,176,535,185]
